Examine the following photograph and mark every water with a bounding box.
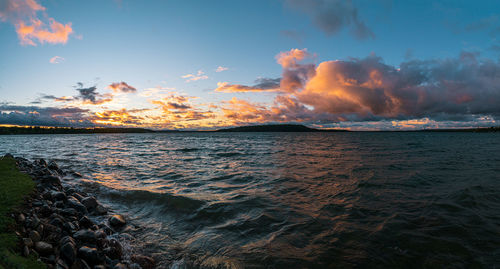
[1,132,499,268]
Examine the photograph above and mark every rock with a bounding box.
[55,258,69,269]
[48,160,59,171]
[41,175,61,185]
[17,213,26,223]
[51,191,67,201]
[78,246,102,265]
[59,236,76,246]
[113,263,127,269]
[60,208,79,217]
[4,153,13,158]
[60,242,77,264]
[30,230,41,242]
[81,197,98,210]
[79,216,94,229]
[34,241,53,256]
[23,237,33,247]
[72,193,85,202]
[73,229,97,244]
[49,216,65,228]
[65,188,76,196]
[94,204,107,215]
[94,265,106,269]
[108,215,126,227]
[67,197,88,215]
[23,245,30,257]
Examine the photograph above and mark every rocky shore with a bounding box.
[4,154,155,269]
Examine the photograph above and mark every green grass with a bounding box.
[0,156,45,269]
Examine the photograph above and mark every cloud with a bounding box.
[49,56,64,64]
[91,109,144,126]
[215,66,228,72]
[182,70,208,82]
[0,0,74,45]
[218,49,500,126]
[0,104,91,126]
[284,0,374,40]
[214,78,281,93]
[108,82,137,93]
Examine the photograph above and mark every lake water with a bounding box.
[1,132,499,268]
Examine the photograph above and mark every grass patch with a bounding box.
[0,156,45,269]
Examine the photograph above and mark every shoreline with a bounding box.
[1,154,155,269]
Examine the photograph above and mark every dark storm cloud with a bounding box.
[285,0,375,40]
[0,105,92,126]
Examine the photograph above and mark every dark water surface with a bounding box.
[1,132,499,268]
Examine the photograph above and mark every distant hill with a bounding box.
[217,124,347,132]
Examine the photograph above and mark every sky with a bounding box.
[1,0,500,130]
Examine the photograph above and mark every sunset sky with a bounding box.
[1,0,500,130]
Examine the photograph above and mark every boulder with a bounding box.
[108,215,126,227]
[60,241,77,264]
[67,197,88,215]
[73,229,97,244]
[81,197,98,210]
[51,191,67,201]
[78,246,102,265]
[29,230,41,242]
[34,241,53,256]
[79,216,94,229]
[22,237,33,248]
[94,204,108,215]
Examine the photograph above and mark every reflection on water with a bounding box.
[1,132,500,268]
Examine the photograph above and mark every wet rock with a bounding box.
[30,230,41,242]
[94,265,106,269]
[79,216,94,229]
[41,175,61,185]
[35,241,53,256]
[51,191,67,201]
[60,241,77,264]
[72,193,85,202]
[65,188,76,196]
[78,246,102,265]
[60,208,79,217]
[81,197,98,210]
[94,204,107,215]
[108,215,126,227]
[67,197,88,215]
[73,229,97,244]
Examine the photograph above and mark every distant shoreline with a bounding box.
[0,124,499,135]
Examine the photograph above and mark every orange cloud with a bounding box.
[276,48,311,68]
[108,82,137,93]
[214,78,280,93]
[49,56,64,64]
[91,109,144,126]
[0,0,74,46]
[182,70,208,82]
[216,66,229,72]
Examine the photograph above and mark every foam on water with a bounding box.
[1,132,500,268]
